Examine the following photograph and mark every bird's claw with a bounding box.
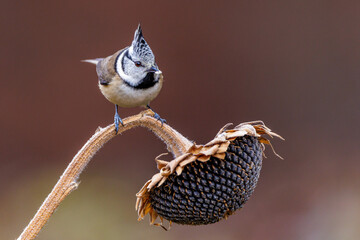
[153,112,166,126]
[146,105,166,126]
[114,114,124,134]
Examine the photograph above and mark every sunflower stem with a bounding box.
[17,109,192,240]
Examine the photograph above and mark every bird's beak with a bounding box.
[146,66,159,73]
[81,58,103,65]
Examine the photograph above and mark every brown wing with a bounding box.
[96,48,127,85]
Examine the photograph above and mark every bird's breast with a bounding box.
[99,74,163,108]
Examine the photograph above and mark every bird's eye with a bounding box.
[134,61,142,67]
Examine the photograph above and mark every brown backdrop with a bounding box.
[1,1,359,239]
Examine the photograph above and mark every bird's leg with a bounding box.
[147,104,166,126]
[114,104,124,134]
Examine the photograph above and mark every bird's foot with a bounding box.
[153,112,166,126]
[114,113,124,134]
[147,105,166,126]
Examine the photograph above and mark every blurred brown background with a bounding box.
[1,1,359,239]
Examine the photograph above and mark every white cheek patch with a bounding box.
[116,50,140,86]
[116,50,137,84]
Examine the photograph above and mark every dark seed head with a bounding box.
[149,135,263,225]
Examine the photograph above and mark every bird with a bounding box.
[83,24,165,133]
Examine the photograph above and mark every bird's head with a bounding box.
[116,24,161,86]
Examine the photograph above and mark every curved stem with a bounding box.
[17,109,192,240]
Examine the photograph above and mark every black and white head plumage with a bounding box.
[115,24,160,88]
[129,24,155,64]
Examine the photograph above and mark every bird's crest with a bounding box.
[130,24,155,63]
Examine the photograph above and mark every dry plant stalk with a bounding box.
[17,109,192,240]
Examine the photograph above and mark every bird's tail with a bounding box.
[81,58,103,65]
